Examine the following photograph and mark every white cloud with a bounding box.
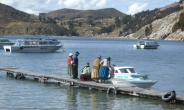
[127,3,148,15]
[57,0,64,5]
[0,0,179,15]
[89,0,98,5]
[63,0,81,7]
[96,0,107,7]
[0,0,14,5]
[46,0,51,4]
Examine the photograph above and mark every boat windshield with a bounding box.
[145,40,158,44]
[14,41,22,46]
[119,68,136,73]
[137,41,144,45]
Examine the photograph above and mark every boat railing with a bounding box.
[20,44,62,47]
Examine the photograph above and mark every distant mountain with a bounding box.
[45,8,126,20]
[0,3,32,23]
[0,3,78,36]
[1,1,184,41]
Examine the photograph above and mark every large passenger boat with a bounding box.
[3,37,63,52]
[133,40,159,49]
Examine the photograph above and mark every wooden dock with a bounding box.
[0,67,184,105]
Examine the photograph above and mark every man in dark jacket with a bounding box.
[72,51,80,79]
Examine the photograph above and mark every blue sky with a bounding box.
[0,0,180,15]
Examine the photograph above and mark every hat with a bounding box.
[98,55,101,58]
[69,53,73,56]
[86,63,89,66]
[75,51,80,55]
[107,57,111,61]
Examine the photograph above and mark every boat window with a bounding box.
[127,68,136,73]
[119,69,128,73]
[14,42,19,46]
[138,41,144,45]
[19,41,24,46]
[14,41,22,46]
[33,42,39,45]
[23,41,28,45]
[114,70,119,73]
[29,41,39,45]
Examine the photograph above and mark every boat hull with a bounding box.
[3,45,63,52]
[140,45,159,49]
[106,79,157,89]
[133,44,159,49]
[133,44,141,49]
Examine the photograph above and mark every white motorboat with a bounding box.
[0,38,14,49]
[133,40,159,49]
[106,66,157,89]
[3,37,63,52]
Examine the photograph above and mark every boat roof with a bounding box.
[0,38,11,42]
[137,40,158,43]
[114,66,134,69]
[0,38,9,40]
[17,38,59,42]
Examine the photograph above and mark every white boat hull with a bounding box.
[106,79,157,89]
[133,44,159,49]
[3,45,62,52]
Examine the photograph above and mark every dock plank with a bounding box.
[0,67,184,105]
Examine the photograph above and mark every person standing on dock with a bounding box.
[98,57,112,83]
[72,51,80,79]
[91,55,101,82]
[67,53,73,77]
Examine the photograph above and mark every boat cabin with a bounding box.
[14,38,60,46]
[137,40,159,46]
[110,66,148,79]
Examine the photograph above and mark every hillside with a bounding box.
[0,3,37,24]
[0,3,78,36]
[45,8,126,20]
[1,1,184,40]
[128,0,184,41]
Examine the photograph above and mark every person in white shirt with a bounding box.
[98,57,112,83]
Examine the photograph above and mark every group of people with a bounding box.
[91,56,112,83]
[67,52,112,83]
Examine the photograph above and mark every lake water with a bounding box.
[0,36,184,110]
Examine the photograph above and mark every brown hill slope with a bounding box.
[0,3,78,36]
[0,3,34,23]
[1,1,184,40]
[45,8,126,20]
[129,1,184,41]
